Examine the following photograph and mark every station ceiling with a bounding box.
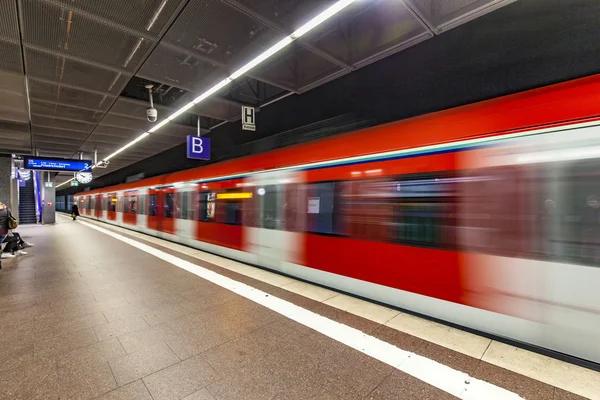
[0,0,515,184]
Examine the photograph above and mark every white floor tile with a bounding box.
[385,313,491,359]
[280,281,338,302]
[324,294,400,324]
[483,341,600,400]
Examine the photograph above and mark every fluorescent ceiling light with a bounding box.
[193,78,232,104]
[95,0,357,167]
[229,37,293,80]
[167,101,196,121]
[292,0,357,38]
[148,119,170,133]
[104,132,150,161]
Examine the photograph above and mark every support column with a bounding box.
[0,155,14,212]
[40,171,56,224]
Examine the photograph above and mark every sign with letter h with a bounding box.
[186,136,211,160]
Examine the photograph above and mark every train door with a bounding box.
[147,187,176,235]
[122,191,138,226]
[107,193,117,221]
[94,195,102,219]
[245,170,301,271]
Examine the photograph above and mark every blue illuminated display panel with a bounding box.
[24,157,93,172]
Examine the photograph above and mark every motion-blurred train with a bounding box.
[75,75,600,365]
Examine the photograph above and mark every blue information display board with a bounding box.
[24,157,93,172]
[186,136,210,160]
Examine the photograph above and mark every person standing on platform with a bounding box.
[71,202,80,220]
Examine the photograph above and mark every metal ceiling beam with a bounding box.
[160,41,298,94]
[30,98,107,113]
[31,114,97,126]
[27,76,117,98]
[221,0,354,72]
[23,43,133,76]
[37,0,159,41]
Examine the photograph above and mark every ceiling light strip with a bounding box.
[93,0,357,166]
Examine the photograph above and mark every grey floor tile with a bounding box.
[143,355,220,400]
[118,323,179,354]
[94,380,154,400]
[109,342,180,386]
[57,358,118,399]
[93,316,150,342]
[34,326,99,358]
[183,388,217,400]
[56,337,126,368]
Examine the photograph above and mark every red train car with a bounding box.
[76,74,600,364]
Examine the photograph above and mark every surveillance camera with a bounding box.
[146,107,157,122]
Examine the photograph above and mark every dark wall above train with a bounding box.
[58,0,600,195]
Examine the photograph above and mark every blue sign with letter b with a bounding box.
[186,136,210,160]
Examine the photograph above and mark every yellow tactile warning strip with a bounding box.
[69,216,599,399]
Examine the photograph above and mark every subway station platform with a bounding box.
[0,217,598,400]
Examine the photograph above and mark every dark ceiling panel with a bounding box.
[92,125,146,139]
[21,0,154,72]
[47,0,183,37]
[0,94,28,124]
[137,43,228,93]
[0,72,28,124]
[25,47,131,94]
[232,0,338,32]
[31,115,95,133]
[163,0,281,68]
[0,0,20,42]
[100,114,153,131]
[0,121,29,134]
[311,0,431,68]
[188,97,240,122]
[30,100,105,123]
[404,0,517,33]
[28,79,115,111]
[253,42,344,92]
[31,125,89,139]
[0,71,26,94]
[0,41,24,74]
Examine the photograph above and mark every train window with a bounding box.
[284,183,303,232]
[108,195,117,212]
[126,196,137,214]
[197,192,216,222]
[260,185,282,230]
[305,182,339,235]
[149,194,157,216]
[218,190,243,225]
[181,192,190,219]
[138,195,146,215]
[391,175,456,248]
[553,160,600,266]
[338,179,391,242]
[164,193,174,218]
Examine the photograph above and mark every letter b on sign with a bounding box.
[186,135,210,160]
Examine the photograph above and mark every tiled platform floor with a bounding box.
[0,218,596,400]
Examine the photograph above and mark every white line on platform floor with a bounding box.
[69,215,522,400]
